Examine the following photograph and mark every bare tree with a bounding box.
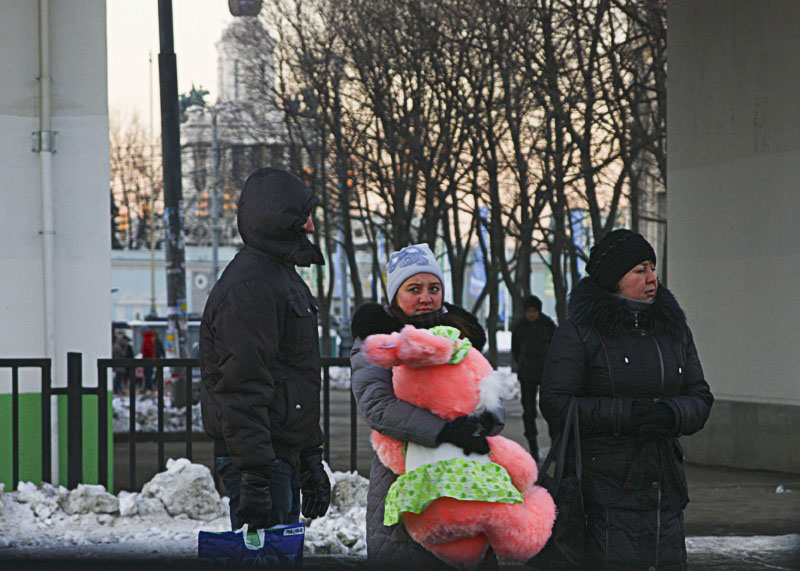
[109,112,162,250]
[247,0,668,351]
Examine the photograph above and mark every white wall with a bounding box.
[0,0,110,391]
[668,0,800,407]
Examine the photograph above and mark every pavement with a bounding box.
[9,389,797,569]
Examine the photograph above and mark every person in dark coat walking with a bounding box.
[141,328,165,392]
[540,229,713,570]
[511,295,556,460]
[112,333,134,395]
[350,243,502,569]
[199,167,331,531]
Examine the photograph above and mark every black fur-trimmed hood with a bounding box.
[568,277,687,339]
[350,302,486,351]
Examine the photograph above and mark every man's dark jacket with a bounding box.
[199,168,325,473]
[540,278,713,569]
[511,312,557,384]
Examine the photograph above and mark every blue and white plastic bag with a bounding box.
[198,522,305,566]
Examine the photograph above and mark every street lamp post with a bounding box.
[147,50,158,319]
[211,108,220,282]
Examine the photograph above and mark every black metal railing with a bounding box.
[100,356,355,490]
[321,357,354,470]
[0,358,52,491]
[2,354,355,493]
[97,357,200,490]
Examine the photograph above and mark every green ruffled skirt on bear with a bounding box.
[383,458,522,525]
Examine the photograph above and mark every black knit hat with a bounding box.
[523,295,542,311]
[586,229,656,291]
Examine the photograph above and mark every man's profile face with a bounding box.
[525,307,539,322]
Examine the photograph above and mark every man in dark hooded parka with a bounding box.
[200,167,331,530]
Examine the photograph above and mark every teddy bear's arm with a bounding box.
[371,431,406,475]
[487,435,538,492]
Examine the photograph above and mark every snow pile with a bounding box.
[0,460,229,553]
[139,459,226,521]
[303,468,367,556]
[1,459,798,563]
[326,366,352,390]
[113,394,203,433]
[0,458,366,559]
[686,534,800,563]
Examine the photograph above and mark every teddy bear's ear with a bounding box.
[396,325,454,367]
[361,332,403,368]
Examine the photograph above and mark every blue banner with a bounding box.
[468,206,489,297]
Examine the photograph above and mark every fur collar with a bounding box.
[568,277,687,339]
[351,303,403,340]
[351,302,486,351]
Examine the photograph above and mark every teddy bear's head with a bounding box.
[361,324,505,421]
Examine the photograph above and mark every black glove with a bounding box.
[437,415,491,455]
[299,452,331,519]
[236,470,277,530]
[631,400,675,435]
[477,410,499,434]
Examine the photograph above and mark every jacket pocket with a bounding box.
[583,438,632,504]
[286,295,318,353]
[671,439,689,501]
[584,438,631,479]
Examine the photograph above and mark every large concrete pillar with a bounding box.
[668,1,800,472]
[0,0,111,486]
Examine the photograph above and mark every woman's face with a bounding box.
[395,273,443,316]
[616,261,658,301]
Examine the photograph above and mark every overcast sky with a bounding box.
[106,0,233,127]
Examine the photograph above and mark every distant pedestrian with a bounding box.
[541,229,713,569]
[141,328,165,392]
[511,294,556,460]
[199,167,331,532]
[112,333,134,395]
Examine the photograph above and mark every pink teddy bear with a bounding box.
[362,324,555,569]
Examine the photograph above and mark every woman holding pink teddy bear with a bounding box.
[350,243,503,569]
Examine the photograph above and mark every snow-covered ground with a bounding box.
[12,368,791,565]
[0,458,366,560]
[1,459,797,565]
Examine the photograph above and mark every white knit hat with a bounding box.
[386,243,444,302]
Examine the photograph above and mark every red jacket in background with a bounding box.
[141,330,156,358]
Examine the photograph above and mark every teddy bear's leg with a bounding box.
[482,486,557,562]
[421,534,489,570]
[487,435,537,492]
[403,497,488,545]
[370,431,405,475]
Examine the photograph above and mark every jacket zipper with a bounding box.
[655,445,664,569]
[655,484,662,568]
[652,337,665,395]
[597,335,622,434]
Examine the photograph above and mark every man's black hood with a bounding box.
[236,167,324,266]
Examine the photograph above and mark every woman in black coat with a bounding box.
[540,229,713,570]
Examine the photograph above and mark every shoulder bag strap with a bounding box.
[538,397,578,496]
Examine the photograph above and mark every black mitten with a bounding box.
[236,470,277,529]
[631,400,675,435]
[299,451,331,519]
[437,415,491,455]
